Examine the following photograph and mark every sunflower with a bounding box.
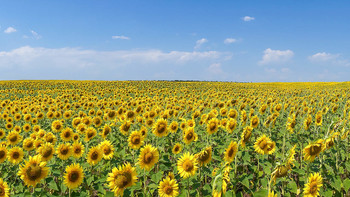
[177,152,198,179]
[304,115,312,130]
[240,126,253,147]
[64,163,84,189]
[93,116,103,128]
[0,178,9,197]
[254,135,275,155]
[224,141,238,163]
[87,146,103,165]
[172,143,182,154]
[7,131,22,146]
[38,143,55,161]
[158,177,179,197]
[119,121,131,136]
[51,120,63,132]
[99,140,115,160]
[250,115,259,128]
[303,173,323,197]
[0,147,7,163]
[195,147,212,166]
[72,133,80,142]
[183,128,197,144]
[152,119,168,137]
[169,121,178,133]
[128,131,144,150]
[100,124,111,139]
[72,142,84,158]
[107,163,138,196]
[303,139,325,162]
[56,143,72,160]
[45,132,57,145]
[76,123,87,135]
[315,112,322,126]
[138,144,159,171]
[271,165,290,183]
[139,126,148,137]
[206,118,219,135]
[84,127,97,142]
[61,128,73,142]
[23,123,31,132]
[23,138,35,151]
[7,146,24,164]
[18,155,49,187]
[226,118,237,133]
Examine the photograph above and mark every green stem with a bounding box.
[143,170,147,195]
[187,178,190,197]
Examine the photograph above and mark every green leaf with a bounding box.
[87,176,94,186]
[48,179,59,191]
[331,178,342,192]
[105,192,114,197]
[343,178,350,192]
[253,189,268,197]
[242,177,249,189]
[288,181,297,194]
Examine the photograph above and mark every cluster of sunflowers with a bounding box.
[0,81,350,197]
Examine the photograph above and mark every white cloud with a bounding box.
[242,16,255,21]
[259,48,294,65]
[194,38,208,50]
[30,30,41,40]
[112,35,130,40]
[224,38,237,44]
[0,46,231,80]
[4,27,17,34]
[308,52,339,62]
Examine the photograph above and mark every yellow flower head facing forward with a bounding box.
[138,144,159,171]
[99,140,115,160]
[195,146,212,166]
[303,139,325,162]
[303,172,323,197]
[56,143,72,160]
[224,141,238,163]
[250,115,259,128]
[183,127,197,144]
[128,130,144,150]
[107,163,138,196]
[87,146,103,165]
[206,118,219,135]
[72,142,84,158]
[7,146,24,164]
[64,163,84,189]
[172,143,182,154]
[254,135,275,155]
[0,178,10,197]
[177,152,198,179]
[38,143,55,162]
[18,155,49,187]
[152,118,169,137]
[158,177,179,197]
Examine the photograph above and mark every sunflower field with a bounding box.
[0,80,350,197]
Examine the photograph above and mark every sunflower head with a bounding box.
[18,155,49,187]
[152,119,168,137]
[158,177,179,197]
[128,131,144,150]
[8,146,24,164]
[87,146,103,165]
[303,139,325,162]
[177,152,198,179]
[38,143,55,162]
[56,143,72,160]
[303,173,323,197]
[72,142,84,158]
[138,144,159,171]
[107,163,138,196]
[195,147,212,166]
[0,146,7,163]
[172,143,182,154]
[64,163,84,189]
[224,141,238,163]
[99,140,114,160]
[0,178,10,197]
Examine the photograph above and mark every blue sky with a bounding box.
[1,1,350,81]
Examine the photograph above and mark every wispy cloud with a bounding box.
[242,16,255,21]
[309,52,350,67]
[259,48,294,65]
[194,38,208,50]
[4,27,17,34]
[112,35,130,40]
[224,38,237,44]
[0,46,232,80]
[30,30,41,40]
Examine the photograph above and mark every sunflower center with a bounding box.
[87,131,94,138]
[61,148,69,155]
[26,165,42,181]
[199,151,210,162]
[164,185,173,194]
[158,124,166,133]
[9,135,17,142]
[104,147,111,155]
[64,132,71,138]
[0,150,5,159]
[209,123,216,131]
[183,160,194,172]
[228,148,234,157]
[144,152,154,164]
[186,132,193,140]
[43,148,53,158]
[132,136,140,144]
[74,147,82,154]
[12,152,20,159]
[174,147,179,152]
[309,145,321,155]
[91,151,99,160]
[259,140,268,150]
[55,124,61,130]
[115,173,131,188]
[309,182,318,194]
[68,171,80,182]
